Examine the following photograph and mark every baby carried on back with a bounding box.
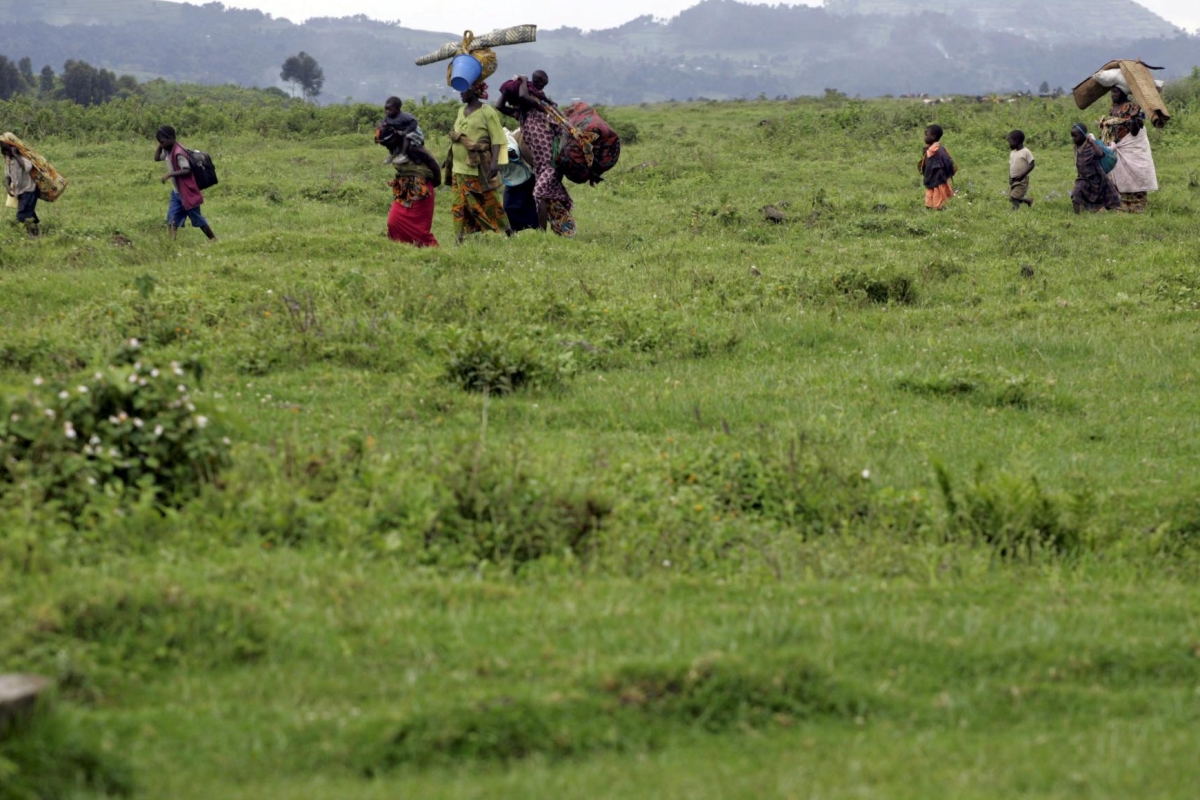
[376,96,425,166]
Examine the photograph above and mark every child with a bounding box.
[377,97,424,166]
[496,71,553,120]
[2,140,39,236]
[1007,130,1035,210]
[920,124,956,210]
[153,125,216,241]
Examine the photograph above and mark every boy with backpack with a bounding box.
[153,125,216,241]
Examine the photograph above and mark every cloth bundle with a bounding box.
[1091,68,1164,95]
[0,132,68,202]
[1109,127,1158,194]
[543,102,621,185]
[498,129,533,187]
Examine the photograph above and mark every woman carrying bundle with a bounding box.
[1100,87,1158,213]
[496,71,576,237]
[446,79,513,243]
[1,132,67,237]
[1,137,39,237]
[378,98,441,247]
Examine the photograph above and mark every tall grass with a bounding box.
[2,92,1200,798]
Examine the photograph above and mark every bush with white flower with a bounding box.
[0,346,231,518]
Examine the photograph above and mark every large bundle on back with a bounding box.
[552,102,621,185]
[1073,60,1170,127]
[0,132,68,201]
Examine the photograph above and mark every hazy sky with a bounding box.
[172,0,1199,34]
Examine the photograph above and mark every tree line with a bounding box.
[0,51,326,107]
[0,56,139,106]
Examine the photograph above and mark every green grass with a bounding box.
[2,95,1200,797]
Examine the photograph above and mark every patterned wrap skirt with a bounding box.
[520,108,576,236]
[452,174,510,236]
[1119,192,1148,214]
[387,176,438,247]
[546,199,576,238]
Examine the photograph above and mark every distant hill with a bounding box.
[825,0,1180,42]
[0,0,1197,103]
[0,0,177,25]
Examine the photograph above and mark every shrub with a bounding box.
[833,268,917,305]
[0,704,133,800]
[444,327,574,394]
[6,580,269,691]
[597,107,640,145]
[412,98,461,137]
[0,337,88,373]
[1162,68,1200,110]
[1158,493,1200,553]
[422,447,612,566]
[0,347,231,518]
[935,463,1086,556]
[666,438,871,534]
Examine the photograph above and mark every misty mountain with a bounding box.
[824,0,1180,42]
[0,0,1197,104]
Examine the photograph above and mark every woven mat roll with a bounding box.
[1120,61,1170,126]
[416,25,537,66]
[1072,76,1109,110]
[1073,60,1170,126]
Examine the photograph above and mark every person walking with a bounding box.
[377,99,442,247]
[1100,87,1158,213]
[1069,123,1120,214]
[154,125,216,241]
[446,80,513,243]
[2,138,39,237]
[496,71,576,236]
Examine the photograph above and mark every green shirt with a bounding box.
[451,103,509,177]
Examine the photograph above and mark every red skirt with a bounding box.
[387,189,438,247]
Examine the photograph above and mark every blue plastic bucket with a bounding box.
[449,54,483,92]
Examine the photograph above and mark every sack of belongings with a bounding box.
[0,132,68,202]
[553,102,621,185]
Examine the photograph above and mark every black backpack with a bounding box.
[187,149,218,191]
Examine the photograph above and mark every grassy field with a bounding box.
[2,94,1200,798]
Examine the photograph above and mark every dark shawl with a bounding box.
[921,143,956,190]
